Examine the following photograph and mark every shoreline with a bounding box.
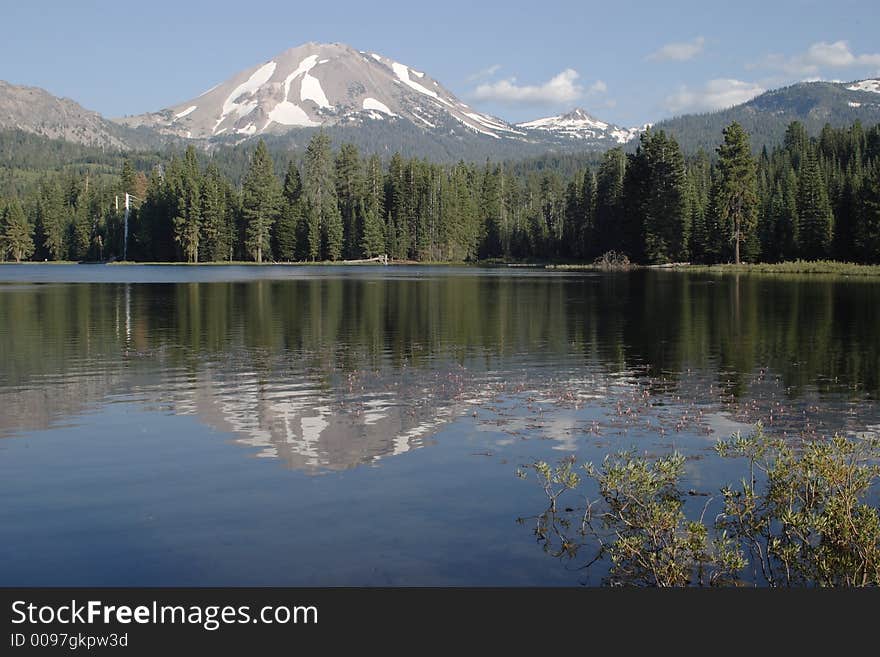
[3,259,880,277]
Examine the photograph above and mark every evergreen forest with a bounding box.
[2,120,879,265]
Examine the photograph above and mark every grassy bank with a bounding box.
[684,260,880,277]
[539,259,880,276]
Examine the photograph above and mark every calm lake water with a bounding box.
[1,264,879,585]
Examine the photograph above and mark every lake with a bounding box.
[1,264,878,585]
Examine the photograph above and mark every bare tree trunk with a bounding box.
[735,224,741,265]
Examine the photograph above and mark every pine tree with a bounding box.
[273,161,305,261]
[539,173,564,258]
[411,161,429,259]
[636,131,688,264]
[360,155,386,258]
[779,164,800,260]
[200,165,231,262]
[303,132,342,261]
[422,163,442,260]
[172,146,202,262]
[480,161,504,259]
[833,159,862,261]
[335,143,364,259]
[860,161,880,264]
[580,168,596,259]
[241,140,280,263]
[686,151,711,262]
[1,199,34,262]
[386,153,408,259]
[687,177,709,263]
[121,159,136,196]
[712,122,759,264]
[37,180,67,261]
[456,162,480,261]
[703,169,726,263]
[72,182,93,261]
[797,147,833,260]
[595,148,626,257]
[136,167,174,262]
[784,121,809,169]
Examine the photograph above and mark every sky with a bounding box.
[1,0,879,127]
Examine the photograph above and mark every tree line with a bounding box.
[2,121,879,264]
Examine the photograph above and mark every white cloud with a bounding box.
[665,79,765,114]
[647,37,705,62]
[466,64,501,82]
[472,69,586,105]
[759,40,880,75]
[588,79,607,94]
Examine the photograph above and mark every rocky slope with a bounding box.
[0,80,156,149]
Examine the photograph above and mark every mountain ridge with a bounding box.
[111,41,642,154]
[647,79,880,153]
[0,80,160,150]
[3,42,880,160]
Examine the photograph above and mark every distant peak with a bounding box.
[516,107,641,145]
[561,108,591,120]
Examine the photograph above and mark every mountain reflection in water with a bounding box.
[1,267,879,473]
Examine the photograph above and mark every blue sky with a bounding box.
[2,0,878,127]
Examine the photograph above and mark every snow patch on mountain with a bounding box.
[465,111,525,135]
[362,97,397,116]
[411,108,436,128]
[283,56,319,98]
[216,61,277,133]
[175,105,197,119]
[449,113,499,138]
[267,55,327,126]
[269,101,319,127]
[391,62,438,99]
[611,127,641,142]
[847,79,880,94]
[301,71,332,108]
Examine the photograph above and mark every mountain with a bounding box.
[0,80,161,150]
[516,108,642,146]
[648,79,880,153]
[115,42,637,157]
[7,42,880,161]
[117,42,527,141]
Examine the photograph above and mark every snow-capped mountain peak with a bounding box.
[516,108,642,145]
[118,42,524,141]
[519,107,608,130]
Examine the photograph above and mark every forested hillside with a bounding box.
[2,120,879,265]
[651,81,880,154]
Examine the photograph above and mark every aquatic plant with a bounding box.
[519,423,880,586]
[716,423,880,587]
